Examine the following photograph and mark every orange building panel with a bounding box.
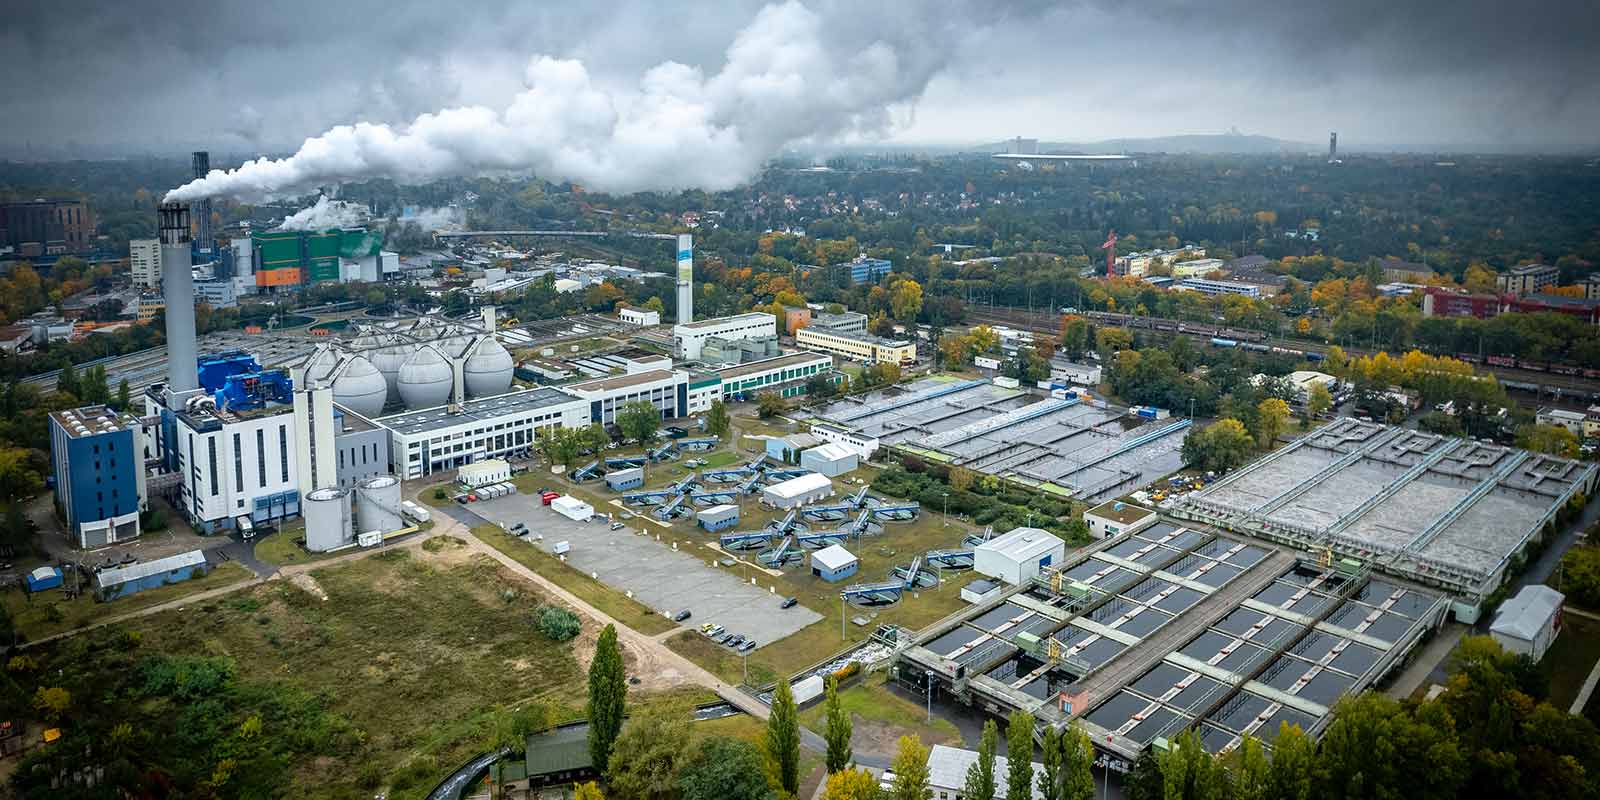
[256,268,302,287]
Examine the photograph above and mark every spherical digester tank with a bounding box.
[463,336,514,399]
[397,344,454,410]
[332,355,389,418]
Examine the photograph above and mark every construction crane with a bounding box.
[1100,230,1118,278]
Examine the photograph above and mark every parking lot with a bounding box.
[466,492,823,650]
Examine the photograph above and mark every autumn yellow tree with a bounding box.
[1255,398,1291,449]
[1463,262,1499,293]
[823,768,881,800]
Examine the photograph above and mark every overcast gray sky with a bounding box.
[4,0,1596,168]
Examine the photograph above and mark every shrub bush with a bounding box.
[536,605,581,641]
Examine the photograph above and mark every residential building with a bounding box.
[1115,247,1203,278]
[796,326,915,366]
[0,199,94,256]
[1489,584,1563,661]
[1509,293,1600,325]
[135,293,165,322]
[1170,258,1227,278]
[1380,257,1437,284]
[1421,286,1501,320]
[618,306,660,326]
[1584,406,1600,440]
[716,351,833,401]
[927,744,1045,800]
[50,405,147,548]
[1497,264,1559,296]
[673,312,777,360]
[811,310,868,334]
[843,255,893,285]
[1176,277,1261,297]
[1538,407,1586,436]
[196,278,237,309]
[375,386,587,480]
[130,238,161,289]
[974,527,1065,585]
[1083,501,1157,540]
[783,306,812,335]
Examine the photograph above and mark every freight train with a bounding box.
[1072,309,1270,343]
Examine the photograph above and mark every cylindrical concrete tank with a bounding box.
[463,336,514,399]
[398,344,453,410]
[303,487,353,552]
[332,355,388,417]
[355,475,404,534]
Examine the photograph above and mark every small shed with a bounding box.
[811,544,859,583]
[490,724,598,793]
[801,442,859,477]
[25,566,62,593]
[604,467,644,492]
[763,472,834,509]
[974,527,1065,585]
[1083,500,1157,540]
[961,578,1003,604]
[551,495,594,522]
[458,458,511,488]
[1490,584,1564,661]
[697,504,740,532]
[766,433,821,465]
[94,550,210,601]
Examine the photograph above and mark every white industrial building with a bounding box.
[1049,359,1102,386]
[458,458,512,488]
[564,369,689,426]
[552,495,594,522]
[673,312,776,360]
[619,307,661,326]
[1490,584,1564,661]
[1083,501,1157,540]
[974,527,1066,585]
[926,744,1044,800]
[800,442,858,476]
[762,472,834,508]
[373,387,587,479]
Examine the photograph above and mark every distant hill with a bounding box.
[982,132,1319,155]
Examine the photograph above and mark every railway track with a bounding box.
[965,306,1600,400]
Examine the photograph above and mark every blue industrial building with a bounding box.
[93,550,210,601]
[845,257,893,285]
[697,504,740,532]
[49,405,146,549]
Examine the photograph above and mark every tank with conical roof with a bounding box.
[397,344,453,410]
[332,355,388,417]
[463,336,514,398]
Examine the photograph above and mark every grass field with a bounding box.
[34,541,588,800]
[1543,613,1600,710]
[255,523,436,567]
[474,524,677,636]
[797,672,961,750]
[2,561,256,640]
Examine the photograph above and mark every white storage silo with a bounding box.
[331,355,389,418]
[397,344,454,410]
[304,487,354,552]
[355,475,405,534]
[463,336,514,398]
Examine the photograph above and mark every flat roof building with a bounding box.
[810,544,859,582]
[1490,584,1563,661]
[1497,264,1559,297]
[763,472,833,508]
[717,351,833,401]
[975,527,1065,585]
[796,326,915,366]
[50,405,148,548]
[1084,500,1157,540]
[673,312,776,360]
[375,387,587,479]
[564,369,687,426]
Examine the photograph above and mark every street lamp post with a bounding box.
[925,671,936,723]
[942,492,949,527]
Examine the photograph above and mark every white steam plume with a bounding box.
[276,195,370,231]
[166,2,942,203]
[396,206,465,232]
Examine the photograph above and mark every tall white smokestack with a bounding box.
[676,234,693,325]
[192,152,213,254]
[158,203,199,394]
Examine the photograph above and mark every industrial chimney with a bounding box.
[1328,132,1338,162]
[192,152,213,254]
[158,203,199,395]
[676,234,694,324]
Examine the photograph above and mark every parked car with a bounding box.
[700,622,716,634]
[723,635,745,648]
[780,597,798,609]
[673,609,692,622]
[704,625,725,638]
[714,632,734,644]
[737,640,756,653]
[610,522,625,531]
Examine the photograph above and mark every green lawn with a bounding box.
[1543,613,1600,710]
[700,450,743,469]
[474,524,677,636]
[2,561,256,640]
[28,545,589,799]
[255,523,435,567]
[798,672,961,748]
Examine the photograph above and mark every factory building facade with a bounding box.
[716,351,833,401]
[50,406,148,548]
[375,387,588,479]
[795,326,916,366]
[673,313,777,360]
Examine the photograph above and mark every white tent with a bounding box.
[551,495,594,522]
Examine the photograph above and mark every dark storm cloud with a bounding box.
[2,0,1596,160]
